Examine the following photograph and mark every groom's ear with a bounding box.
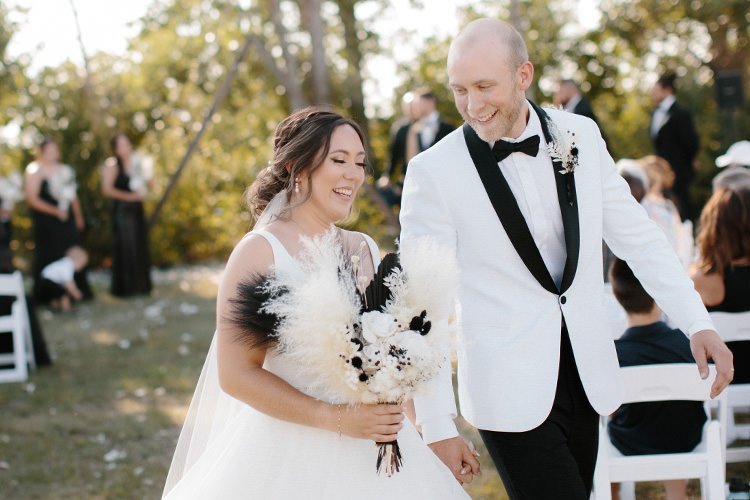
[517,61,534,92]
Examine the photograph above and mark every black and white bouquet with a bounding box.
[47,164,77,212]
[128,153,154,196]
[0,172,23,212]
[229,230,459,476]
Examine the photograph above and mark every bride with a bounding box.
[162,108,472,499]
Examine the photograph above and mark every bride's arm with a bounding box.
[215,234,404,442]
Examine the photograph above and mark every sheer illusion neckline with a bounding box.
[252,228,378,281]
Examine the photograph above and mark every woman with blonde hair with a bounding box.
[639,155,692,266]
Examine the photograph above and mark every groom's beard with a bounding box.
[462,93,525,144]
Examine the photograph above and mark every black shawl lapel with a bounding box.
[462,123,558,294]
[529,101,580,293]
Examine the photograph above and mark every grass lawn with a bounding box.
[0,266,746,499]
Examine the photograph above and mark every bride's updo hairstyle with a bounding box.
[247,107,368,219]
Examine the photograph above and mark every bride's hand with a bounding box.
[335,403,404,442]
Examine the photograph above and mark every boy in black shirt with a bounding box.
[608,258,707,500]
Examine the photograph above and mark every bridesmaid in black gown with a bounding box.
[24,137,93,304]
[101,134,152,297]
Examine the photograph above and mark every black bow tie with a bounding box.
[492,135,540,162]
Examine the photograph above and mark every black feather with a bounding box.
[225,273,287,349]
[361,252,401,312]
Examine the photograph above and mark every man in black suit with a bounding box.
[378,91,421,206]
[555,79,607,145]
[410,88,454,155]
[555,79,600,124]
[379,88,454,205]
[650,73,699,220]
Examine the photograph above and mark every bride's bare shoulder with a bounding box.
[225,232,274,278]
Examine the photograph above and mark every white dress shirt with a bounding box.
[41,256,74,286]
[564,94,582,113]
[494,102,567,288]
[419,111,440,149]
[651,94,675,138]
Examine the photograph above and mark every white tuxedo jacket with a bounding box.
[400,104,713,442]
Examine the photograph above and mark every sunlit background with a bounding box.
[0,0,747,265]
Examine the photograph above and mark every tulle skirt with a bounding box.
[163,404,469,499]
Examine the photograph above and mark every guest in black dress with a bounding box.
[691,184,750,384]
[24,137,93,304]
[0,169,51,367]
[101,134,152,297]
[608,258,707,500]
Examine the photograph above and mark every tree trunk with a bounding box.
[299,0,331,106]
[337,0,400,235]
[269,0,307,110]
[149,33,255,228]
[337,0,367,133]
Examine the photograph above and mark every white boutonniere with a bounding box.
[546,122,579,175]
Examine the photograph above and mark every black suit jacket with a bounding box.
[417,120,454,152]
[573,98,599,125]
[651,101,699,182]
[385,121,411,180]
[572,97,609,146]
[386,119,454,180]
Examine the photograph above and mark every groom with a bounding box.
[399,18,734,499]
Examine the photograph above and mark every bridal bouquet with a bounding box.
[47,165,77,212]
[128,153,153,196]
[0,172,23,211]
[229,230,459,476]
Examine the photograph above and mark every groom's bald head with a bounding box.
[448,19,529,72]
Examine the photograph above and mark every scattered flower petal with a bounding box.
[179,303,199,315]
[103,448,127,462]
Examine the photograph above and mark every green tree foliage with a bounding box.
[1,0,395,268]
[584,0,749,212]
[388,0,748,216]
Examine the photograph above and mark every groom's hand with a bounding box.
[428,436,480,485]
[690,329,734,398]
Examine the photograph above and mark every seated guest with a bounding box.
[712,167,750,193]
[39,245,89,312]
[608,258,707,500]
[691,185,750,384]
[639,155,683,253]
[616,159,649,203]
[713,140,750,192]
[605,159,650,282]
[0,162,51,366]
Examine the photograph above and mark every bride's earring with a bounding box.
[294,177,300,194]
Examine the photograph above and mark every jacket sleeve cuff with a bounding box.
[686,320,716,337]
[420,417,460,445]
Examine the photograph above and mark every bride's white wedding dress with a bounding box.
[163,230,469,499]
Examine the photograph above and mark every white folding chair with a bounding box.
[0,271,35,383]
[593,364,727,500]
[710,311,750,463]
